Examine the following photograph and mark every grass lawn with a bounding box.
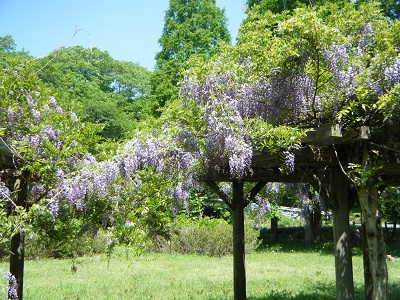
[1,249,400,300]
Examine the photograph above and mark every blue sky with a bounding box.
[0,0,246,70]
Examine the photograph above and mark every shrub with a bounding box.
[24,228,108,259]
[166,216,260,256]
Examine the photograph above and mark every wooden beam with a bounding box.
[301,124,342,145]
[244,181,267,207]
[204,180,234,210]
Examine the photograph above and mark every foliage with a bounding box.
[1,60,101,184]
[246,0,399,20]
[150,0,231,114]
[177,50,305,179]
[380,187,400,221]
[0,35,29,68]
[25,202,107,258]
[0,49,106,258]
[246,0,345,14]
[36,46,152,140]
[357,0,400,20]
[234,2,400,127]
[0,35,17,53]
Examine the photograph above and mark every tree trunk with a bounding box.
[9,175,28,300]
[232,181,245,300]
[355,143,388,300]
[358,186,388,300]
[361,221,373,300]
[270,216,279,243]
[331,167,354,300]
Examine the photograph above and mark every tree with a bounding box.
[0,35,17,53]
[380,187,400,239]
[246,0,399,19]
[0,35,29,69]
[357,0,400,19]
[150,0,231,114]
[36,46,152,140]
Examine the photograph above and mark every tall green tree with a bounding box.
[150,0,231,115]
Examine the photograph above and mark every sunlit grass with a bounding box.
[1,248,399,299]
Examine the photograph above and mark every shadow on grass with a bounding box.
[257,226,399,257]
[246,282,400,300]
[257,226,335,255]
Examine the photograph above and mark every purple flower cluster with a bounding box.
[296,184,312,223]
[250,183,285,229]
[255,196,271,218]
[179,56,320,176]
[121,137,165,173]
[385,57,400,86]
[322,44,356,99]
[282,151,295,173]
[267,71,319,123]
[4,271,18,300]
[57,158,121,211]
[180,63,261,178]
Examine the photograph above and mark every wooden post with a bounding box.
[331,167,354,300]
[10,174,28,300]
[205,180,266,299]
[270,216,279,243]
[232,181,246,300]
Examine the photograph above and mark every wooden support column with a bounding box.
[331,167,354,300]
[10,174,28,300]
[205,180,266,300]
[306,168,354,299]
[232,181,245,300]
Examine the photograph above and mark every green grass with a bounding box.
[1,249,400,299]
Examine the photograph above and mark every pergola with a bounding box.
[203,123,400,300]
[1,123,399,299]
[0,138,28,299]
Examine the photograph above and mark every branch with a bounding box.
[332,144,357,186]
[34,27,92,75]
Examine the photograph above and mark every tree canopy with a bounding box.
[149,0,231,114]
[36,46,152,140]
[246,0,400,20]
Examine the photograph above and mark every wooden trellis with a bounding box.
[203,123,400,300]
